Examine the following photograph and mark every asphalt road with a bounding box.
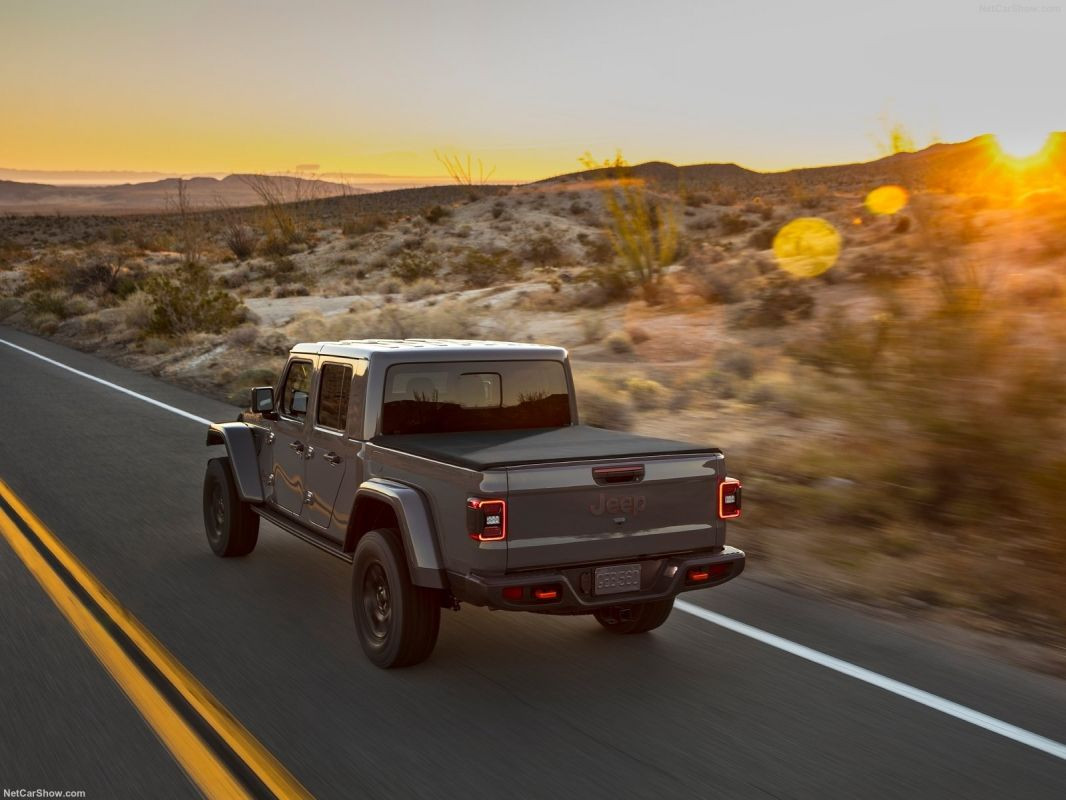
[1,325,1064,799]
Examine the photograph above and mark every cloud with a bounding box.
[293,163,321,173]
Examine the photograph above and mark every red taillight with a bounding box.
[468,498,507,541]
[686,563,732,584]
[532,586,559,601]
[502,586,523,601]
[718,477,742,519]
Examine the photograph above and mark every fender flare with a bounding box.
[354,479,445,589]
[206,423,264,503]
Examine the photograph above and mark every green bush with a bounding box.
[455,250,520,287]
[143,263,243,335]
[392,251,437,283]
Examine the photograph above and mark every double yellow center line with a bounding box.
[0,479,312,800]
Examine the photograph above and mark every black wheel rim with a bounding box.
[362,562,391,643]
[208,481,225,542]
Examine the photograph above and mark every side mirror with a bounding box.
[251,386,275,415]
[291,390,308,415]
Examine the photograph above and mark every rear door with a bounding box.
[504,454,723,570]
[271,358,314,516]
[303,360,359,531]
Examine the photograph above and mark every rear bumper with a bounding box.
[448,546,745,614]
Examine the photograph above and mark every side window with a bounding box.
[280,360,313,419]
[316,363,352,431]
[346,360,369,439]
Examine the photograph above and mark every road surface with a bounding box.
[0,326,1064,799]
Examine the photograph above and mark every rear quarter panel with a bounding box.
[365,444,507,575]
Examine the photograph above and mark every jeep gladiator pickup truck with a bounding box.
[204,339,744,667]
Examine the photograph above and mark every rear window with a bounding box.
[381,360,571,435]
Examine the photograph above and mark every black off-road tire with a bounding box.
[593,597,675,634]
[352,529,441,668]
[202,457,260,557]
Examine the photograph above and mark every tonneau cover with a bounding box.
[371,425,720,470]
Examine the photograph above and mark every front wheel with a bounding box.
[352,530,441,668]
[593,597,674,634]
[202,457,259,557]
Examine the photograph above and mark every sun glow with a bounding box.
[992,133,1054,169]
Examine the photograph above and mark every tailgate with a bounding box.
[504,454,724,570]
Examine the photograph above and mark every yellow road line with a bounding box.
[0,479,313,800]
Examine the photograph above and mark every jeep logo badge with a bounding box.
[589,493,646,516]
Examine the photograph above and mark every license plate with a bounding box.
[594,563,641,595]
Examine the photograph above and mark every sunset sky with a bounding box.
[2,0,1063,182]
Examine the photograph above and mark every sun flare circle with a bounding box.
[865,185,908,216]
[772,217,842,278]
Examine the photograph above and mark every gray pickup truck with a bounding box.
[204,339,744,667]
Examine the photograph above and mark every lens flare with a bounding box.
[865,185,908,216]
[995,132,1050,161]
[991,133,1055,171]
[772,217,841,278]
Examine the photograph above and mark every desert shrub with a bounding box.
[576,380,633,430]
[719,212,751,235]
[687,259,756,304]
[582,235,615,265]
[392,251,437,283]
[224,224,258,260]
[732,272,814,327]
[423,205,452,224]
[894,216,911,234]
[491,201,506,219]
[142,263,243,335]
[579,314,605,343]
[455,250,520,287]
[405,277,444,300]
[227,324,261,348]
[219,266,251,289]
[625,377,666,410]
[687,216,717,232]
[714,186,740,206]
[569,200,586,215]
[580,153,679,303]
[718,349,756,379]
[604,330,634,354]
[343,214,388,236]
[25,290,73,319]
[626,326,651,344]
[684,192,709,208]
[273,283,310,298]
[523,234,564,266]
[747,226,776,250]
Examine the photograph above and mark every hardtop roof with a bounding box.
[291,338,568,363]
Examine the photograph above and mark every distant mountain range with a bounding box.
[0,174,364,214]
[2,134,1062,215]
[544,133,1066,194]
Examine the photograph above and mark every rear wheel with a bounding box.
[352,530,441,668]
[593,597,674,634]
[202,457,259,557]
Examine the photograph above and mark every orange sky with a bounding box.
[2,0,1062,182]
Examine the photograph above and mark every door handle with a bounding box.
[324,452,342,466]
[289,441,304,452]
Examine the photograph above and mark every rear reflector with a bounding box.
[718,477,742,519]
[502,586,523,601]
[468,497,507,541]
[686,563,732,584]
[533,586,559,601]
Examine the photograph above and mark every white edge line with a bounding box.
[4,335,1065,764]
[0,337,211,426]
[675,599,1066,762]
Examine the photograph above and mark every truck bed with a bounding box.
[371,425,720,470]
